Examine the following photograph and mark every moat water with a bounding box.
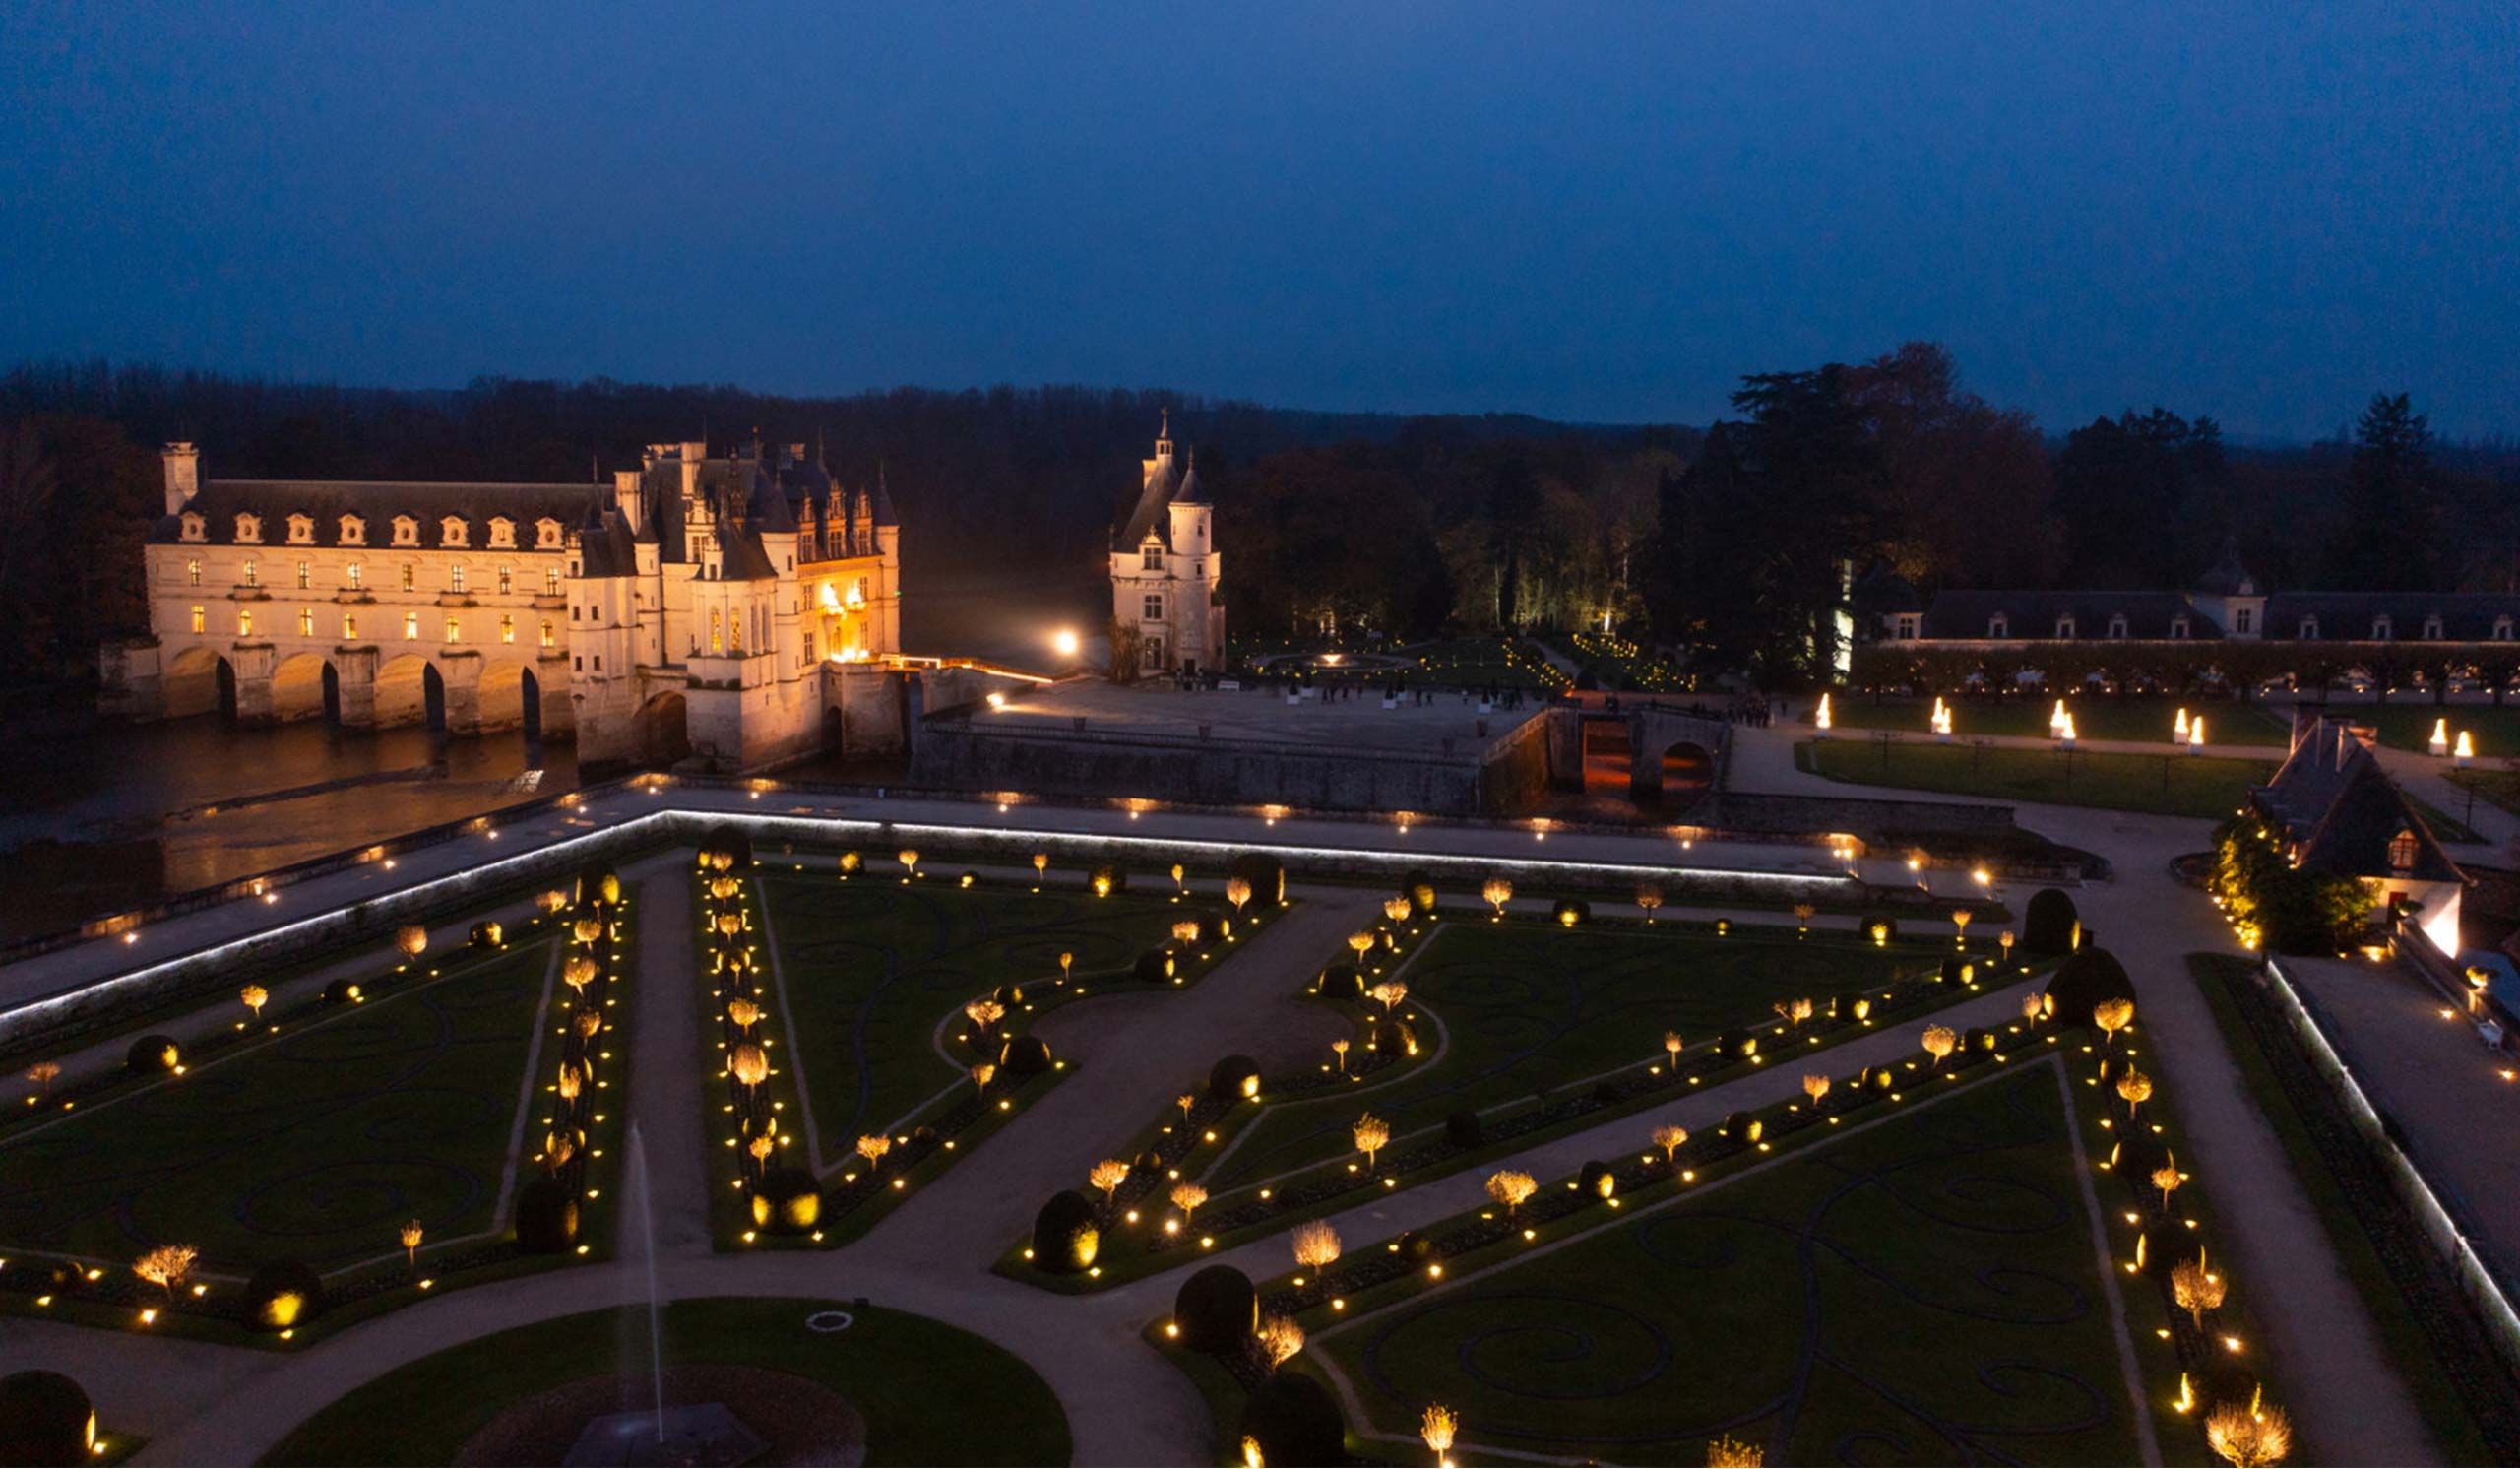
[0,567,1101,942]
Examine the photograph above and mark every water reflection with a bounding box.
[0,707,574,940]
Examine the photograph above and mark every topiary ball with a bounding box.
[240,1258,327,1332]
[992,983,1025,1006]
[697,825,753,872]
[998,1034,1054,1079]
[1552,898,1591,926]
[751,1168,822,1234]
[2023,888,2080,956]
[1368,1018,1417,1057]
[1135,1149,1166,1173]
[1965,1026,1997,1053]
[1861,915,1898,943]
[1209,1054,1263,1102]
[1401,870,1438,917]
[1173,1264,1258,1351]
[1088,863,1128,896]
[1580,1160,1618,1199]
[1031,1190,1100,1273]
[0,1370,93,1466]
[1316,964,1362,999]
[323,979,362,1004]
[2047,946,2135,1030]
[2111,1118,2171,1182]
[1227,853,1287,908]
[126,1035,179,1074]
[514,1176,581,1253]
[1445,1109,1483,1149]
[1134,950,1175,985]
[469,920,503,949]
[1720,1111,1762,1143]
[1396,1231,1437,1265]
[1716,1029,1758,1061]
[1239,1372,1346,1468]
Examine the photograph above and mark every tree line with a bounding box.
[1,351,2513,690]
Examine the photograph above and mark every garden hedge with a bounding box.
[0,1371,92,1466]
[1316,964,1362,1000]
[124,1035,178,1074]
[2024,888,2081,955]
[1553,897,1592,926]
[1239,1372,1345,1467]
[752,1167,823,1234]
[1032,1190,1101,1273]
[1228,853,1287,908]
[998,1034,1055,1079]
[1209,1054,1262,1103]
[514,1176,582,1253]
[1134,951,1175,985]
[2048,946,2136,1028]
[1173,1264,1258,1351]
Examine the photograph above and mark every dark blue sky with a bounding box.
[7,2,2515,438]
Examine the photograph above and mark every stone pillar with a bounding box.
[438,652,484,735]
[536,652,575,736]
[227,644,279,726]
[332,647,380,728]
[97,639,165,719]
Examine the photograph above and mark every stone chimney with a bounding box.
[162,442,199,516]
[613,470,645,537]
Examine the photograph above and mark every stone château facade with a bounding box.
[100,438,905,771]
[1108,415,1224,678]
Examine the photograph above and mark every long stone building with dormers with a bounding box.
[1108,414,1224,678]
[100,438,905,771]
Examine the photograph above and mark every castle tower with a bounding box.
[1109,413,1223,679]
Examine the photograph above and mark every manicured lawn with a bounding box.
[756,874,1232,1151]
[1204,920,1948,1189]
[1803,738,2275,819]
[259,1298,1071,1466]
[2445,767,2520,821]
[1314,1062,2143,1465]
[0,938,555,1273]
[1821,694,2251,745]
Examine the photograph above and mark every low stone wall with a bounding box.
[2263,954,2520,1378]
[911,718,1489,813]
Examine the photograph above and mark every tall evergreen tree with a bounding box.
[2323,393,2441,590]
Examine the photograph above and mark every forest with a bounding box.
[1,347,2514,689]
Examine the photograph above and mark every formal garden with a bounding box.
[0,867,635,1356]
[1009,880,2052,1294]
[697,833,1289,1248]
[258,1297,1071,1466]
[1143,920,2296,1469]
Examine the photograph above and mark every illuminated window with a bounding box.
[401,563,415,593]
[242,560,259,587]
[344,613,358,640]
[545,566,560,596]
[2388,827,2418,871]
[404,610,419,640]
[710,609,723,653]
[500,613,515,645]
[538,618,554,649]
[296,559,311,590]
[498,564,512,596]
[297,607,313,637]
[237,608,254,637]
[444,615,461,644]
[187,558,202,586]
[346,562,362,589]
[450,564,468,594]
[190,605,205,634]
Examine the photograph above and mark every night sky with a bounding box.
[6,2,2514,438]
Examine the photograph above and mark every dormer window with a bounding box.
[1142,538,1164,571]
[391,515,418,547]
[1892,613,1920,640]
[487,516,516,549]
[536,518,563,549]
[2300,616,2320,640]
[339,514,366,545]
[2170,616,2190,640]
[2054,615,2076,639]
[179,512,206,543]
[234,513,263,544]
[2422,615,2444,641]
[2371,615,2392,641]
[1988,613,2009,639]
[286,514,314,545]
[2496,616,2515,642]
[2388,827,2418,872]
[439,516,469,548]
[2107,614,2129,640]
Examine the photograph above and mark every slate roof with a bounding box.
[2192,539,2261,598]
[1115,450,1200,551]
[1920,590,2221,640]
[155,479,595,548]
[2253,717,2463,883]
[2263,593,2520,642]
